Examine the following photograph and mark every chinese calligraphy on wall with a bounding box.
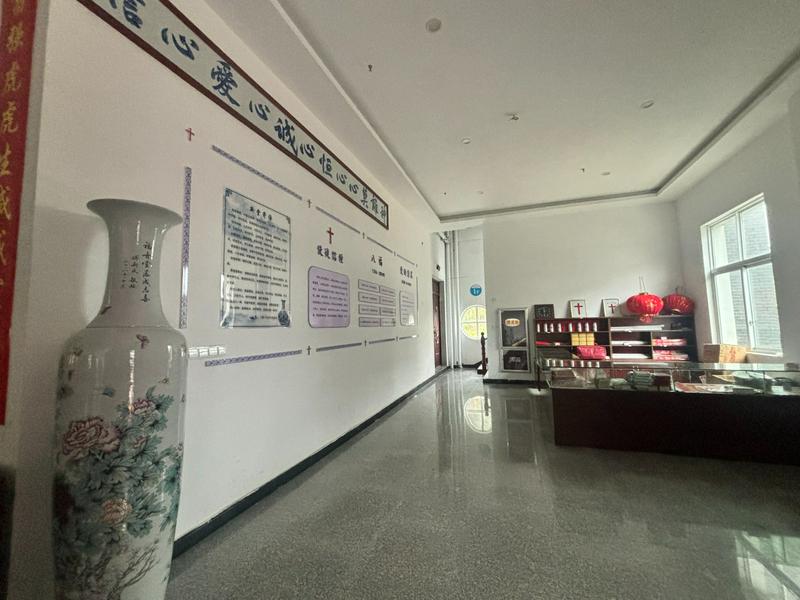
[78,0,390,229]
[0,0,37,424]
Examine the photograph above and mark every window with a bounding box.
[703,195,782,353]
[460,305,487,340]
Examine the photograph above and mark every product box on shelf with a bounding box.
[702,343,748,363]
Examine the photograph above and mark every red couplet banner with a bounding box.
[0,0,38,424]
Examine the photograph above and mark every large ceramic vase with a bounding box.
[52,199,187,600]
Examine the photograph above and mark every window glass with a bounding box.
[747,263,782,353]
[704,196,782,354]
[460,305,486,341]
[710,216,740,268]
[740,202,771,259]
[713,270,749,346]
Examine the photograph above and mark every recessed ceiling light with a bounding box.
[640,99,655,109]
[425,18,442,33]
[461,137,472,145]
[602,171,611,176]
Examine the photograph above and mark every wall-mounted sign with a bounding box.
[469,284,482,297]
[0,0,38,424]
[400,290,416,326]
[77,0,390,229]
[533,304,555,319]
[308,266,350,328]
[358,280,396,327]
[504,318,521,327]
[220,189,291,327]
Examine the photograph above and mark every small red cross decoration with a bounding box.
[185,127,195,141]
[326,227,334,244]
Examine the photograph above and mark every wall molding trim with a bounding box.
[273,0,800,225]
[172,367,449,558]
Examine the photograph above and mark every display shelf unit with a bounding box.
[533,314,697,363]
[608,315,697,362]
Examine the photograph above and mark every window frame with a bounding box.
[703,194,781,354]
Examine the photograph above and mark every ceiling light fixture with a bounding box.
[508,113,520,121]
[461,137,472,145]
[425,18,442,33]
[640,99,655,109]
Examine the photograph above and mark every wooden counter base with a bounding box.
[552,387,800,465]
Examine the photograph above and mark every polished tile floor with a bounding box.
[167,370,800,600]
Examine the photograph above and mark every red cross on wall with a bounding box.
[575,302,583,316]
[326,227,334,244]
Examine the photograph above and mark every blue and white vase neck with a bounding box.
[87,198,181,329]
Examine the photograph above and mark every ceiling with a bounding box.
[206,0,800,227]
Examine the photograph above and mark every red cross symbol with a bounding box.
[575,302,583,316]
[326,227,334,244]
[185,127,195,141]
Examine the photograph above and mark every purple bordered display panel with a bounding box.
[308,266,350,328]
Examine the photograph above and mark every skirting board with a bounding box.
[172,368,449,558]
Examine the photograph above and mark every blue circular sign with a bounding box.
[469,284,482,297]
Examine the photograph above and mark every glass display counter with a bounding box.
[537,358,800,395]
[540,357,800,465]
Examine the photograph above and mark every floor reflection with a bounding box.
[737,533,800,599]
[168,369,800,600]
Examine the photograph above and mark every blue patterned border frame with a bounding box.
[205,349,303,367]
[179,166,192,329]
[315,206,360,235]
[212,145,303,202]
[366,236,395,256]
[368,337,396,345]
[316,342,364,353]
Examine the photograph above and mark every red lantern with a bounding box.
[626,293,664,323]
[663,290,694,315]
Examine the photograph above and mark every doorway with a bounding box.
[432,279,443,367]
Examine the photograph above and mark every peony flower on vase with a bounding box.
[101,498,133,526]
[61,417,121,460]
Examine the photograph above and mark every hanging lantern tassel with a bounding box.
[626,277,664,323]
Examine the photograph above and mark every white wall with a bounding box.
[430,233,446,283]
[483,202,684,380]
[454,227,485,365]
[8,1,436,597]
[675,114,800,361]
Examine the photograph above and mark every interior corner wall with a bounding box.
[7,1,435,597]
[430,233,446,283]
[454,227,485,366]
[482,202,684,380]
[675,114,800,361]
